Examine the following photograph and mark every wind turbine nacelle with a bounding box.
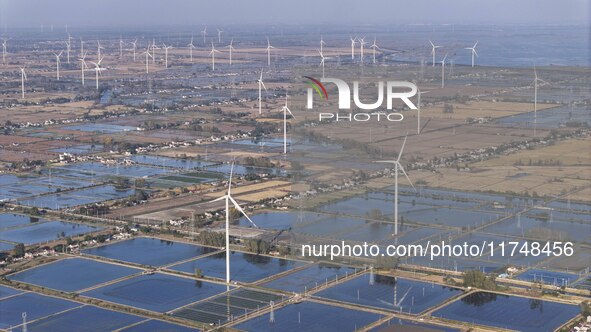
[306,78,418,111]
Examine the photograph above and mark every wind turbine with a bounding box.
[209,162,258,286]
[370,37,379,64]
[209,41,221,71]
[79,51,88,86]
[142,47,153,73]
[187,37,196,63]
[532,66,549,137]
[359,37,367,64]
[376,135,415,235]
[281,94,295,154]
[19,67,27,99]
[378,285,413,309]
[2,38,8,64]
[464,41,478,67]
[350,36,357,60]
[96,40,104,62]
[200,27,207,45]
[257,69,266,115]
[119,37,124,57]
[320,35,326,54]
[130,39,138,61]
[53,51,63,80]
[162,43,173,68]
[65,33,72,63]
[429,40,441,67]
[265,37,274,67]
[89,56,104,90]
[226,39,235,65]
[318,49,326,78]
[417,89,429,135]
[217,28,223,43]
[151,38,159,64]
[440,53,448,88]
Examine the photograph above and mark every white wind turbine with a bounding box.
[417,89,429,135]
[201,27,207,45]
[217,28,223,43]
[359,37,367,64]
[209,41,221,71]
[209,162,258,286]
[162,43,173,68]
[19,67,27,99]
[532,66,549,137]
[142,47,153,73]
[440,53,448,88]
[89,56,105,90]
[130,39,138,62]
[429,40,441,67]
[370,37,379,64]
[318,49,326,78]
[53,51,63,80]
[187,37,196,63]
[257,69,266,115]
[378,285,413,310]
[265,37,274,67]
[226,39,235,65]
[376,135,415,235]
[464,41,478,67]
[281,94,295,154]
[151,38,159,64]
[65,33,72,63]
[79,51,88,86]
[2,38,8,64]
[119,37,124,57]
[350,36,357,60]
[96,40,104,62]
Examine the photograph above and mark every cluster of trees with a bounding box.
[244,238,271,254]
[365,208,383,221]
[252,123,277,138]
[243,156,274,168]
[513,159,562,166]
[463,270,498,290]
[443,103,455,113]
[197,230,226,247]
[9,159,45,171]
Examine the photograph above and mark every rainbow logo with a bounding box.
[304,76,328,100]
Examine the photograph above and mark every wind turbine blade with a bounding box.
[396,286,413,306]
[375,160,398,164]
[211,195,227,203]
[285,106,295,119]
[398,164,416,192]
[429,40,435,48]
[260,81,267,91]
[397,136,408,162]
[229,196,258,228]
[228,162,234,194]
[377,299,394,307]
[473,49,479,57]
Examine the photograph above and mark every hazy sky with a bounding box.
[0,0,589,27]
